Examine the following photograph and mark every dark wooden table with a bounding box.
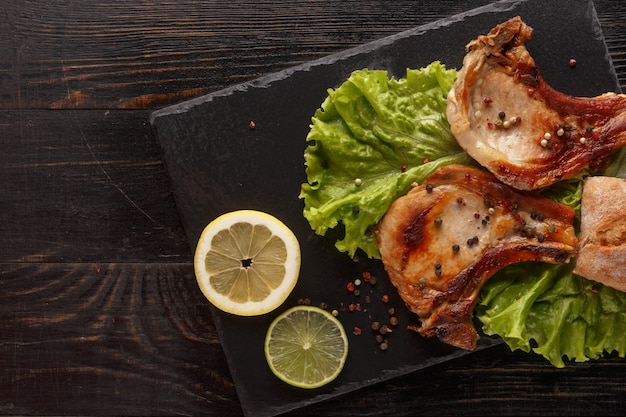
[2,1,626,415]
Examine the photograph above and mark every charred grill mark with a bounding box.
[400,202,437,269]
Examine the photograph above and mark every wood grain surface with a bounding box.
[2,1,626,416]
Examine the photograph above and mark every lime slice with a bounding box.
[194,210,301,316]
[264,305,349,389]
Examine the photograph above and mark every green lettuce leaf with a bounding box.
[299,62,471,258]
[477,262,626,368]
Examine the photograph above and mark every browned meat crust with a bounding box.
[574,176,626,291]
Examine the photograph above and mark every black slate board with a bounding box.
[150,0,621,415]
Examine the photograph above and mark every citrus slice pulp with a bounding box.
[194,210,301,316]
[264,305,349,389]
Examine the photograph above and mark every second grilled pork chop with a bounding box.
[376,165,577,349]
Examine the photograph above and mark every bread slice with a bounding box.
[573,176,626,291]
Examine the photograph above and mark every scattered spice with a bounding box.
[378,325,389,335]
[249,120,256,129]
[569,58,577,68]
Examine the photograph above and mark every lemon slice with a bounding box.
[264,306,349,389]
[194,210,301,316]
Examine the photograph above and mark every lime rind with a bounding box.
[264,306,349,389]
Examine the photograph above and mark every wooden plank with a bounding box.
[0,110,190,263]
[0,262,238,415]
[1,0,497,110]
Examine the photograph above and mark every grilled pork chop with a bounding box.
[447,16,626,190]
[376,164,577,349]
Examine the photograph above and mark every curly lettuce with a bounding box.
[299,62,471,258]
